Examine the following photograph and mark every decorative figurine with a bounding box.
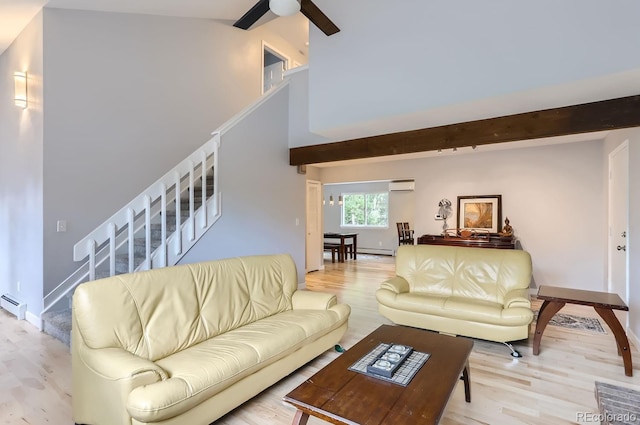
[438,199,452,234]
[499,217,513,237]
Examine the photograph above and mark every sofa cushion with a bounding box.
[395,245,532,305]
[73,254,298,361]
[443,296,533,326]
[380,293,532,327]
[126,308,346,423]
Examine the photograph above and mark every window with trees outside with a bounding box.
[341,192,389,228]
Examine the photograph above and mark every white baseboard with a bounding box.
[628,327,639,351]
[25,310,41,330]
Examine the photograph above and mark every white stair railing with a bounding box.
[41,134,220,317]
[41,78,292,319]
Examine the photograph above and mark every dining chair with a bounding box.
[402,222,415,245]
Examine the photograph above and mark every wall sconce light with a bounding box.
[14,71,27,109]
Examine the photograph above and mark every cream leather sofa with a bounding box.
[72,254,350,425]
[376,245,533,344]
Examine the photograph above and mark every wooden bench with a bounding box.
[342,242,354,260]
[324,243,342,263]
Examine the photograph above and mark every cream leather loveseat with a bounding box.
[376,245,533,344]
[72,254,350,425]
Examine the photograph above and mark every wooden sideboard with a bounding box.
[417,234,516,249]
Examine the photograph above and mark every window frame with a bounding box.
[340,191,389,229]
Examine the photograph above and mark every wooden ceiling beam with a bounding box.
[289,94,640,166]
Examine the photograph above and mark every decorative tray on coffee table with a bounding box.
[366,344,413,378]
[348,342,431,386]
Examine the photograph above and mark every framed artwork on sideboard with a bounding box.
[457,195,502,234]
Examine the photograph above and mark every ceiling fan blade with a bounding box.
[234,0,271,30]
[300,0,340,36]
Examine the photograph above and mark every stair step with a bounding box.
[149,222,177,231]
[95,270,112,280]
[147,223,177,239]
[180,183,214,198]
[115,253,146,274]
[134,237,163,255]
[42,308,72,347]
[180,192,213,203]
[176,201,207,213]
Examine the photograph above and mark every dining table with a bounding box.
[324,232,358,262]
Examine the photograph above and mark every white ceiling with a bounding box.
[0,0,309,55]
[0,0,622,167]
[0,0,47,54]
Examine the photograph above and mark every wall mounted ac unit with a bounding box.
[389,180,415,192]
[1,294,26,320]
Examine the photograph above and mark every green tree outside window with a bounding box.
[341,192,388,227]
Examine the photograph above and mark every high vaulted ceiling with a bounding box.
[0,0,46,54]
[0,0,309,56]
[2,0,637,166]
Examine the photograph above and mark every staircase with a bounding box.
[41,172,216,346]
[39,77,291,347]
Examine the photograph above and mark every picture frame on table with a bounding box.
[457,195,502,234]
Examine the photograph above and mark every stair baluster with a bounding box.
[160,184,167,268]
[109,223,116,276]
[174,172,182,255]
[127,208,135,273]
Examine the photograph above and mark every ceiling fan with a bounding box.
[233,0,340,36]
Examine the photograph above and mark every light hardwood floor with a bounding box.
[1,254,639,424]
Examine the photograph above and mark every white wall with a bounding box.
[320,141,606,291]
[40,8,306,299]
[179,86,307,282]
[323,181,414,254]
[309,0,640,139]
[0,12,44,322]
[287,67,329,147]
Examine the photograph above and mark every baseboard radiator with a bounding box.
[1,294,26,320]
[357,247,395,256]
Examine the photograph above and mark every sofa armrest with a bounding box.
[503,288,531,309]
[78,345,168,382]
[380,276,410,294]
[73,339,169,425]
[292,290,338,310]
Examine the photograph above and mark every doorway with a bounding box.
[608,141,629,315]
[306,180,323,272]
[262,41,290,94]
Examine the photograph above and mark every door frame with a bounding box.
[261,41,290,94]
[607,140,629,305]
[305,179,324,273]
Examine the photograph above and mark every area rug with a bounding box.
[595,381,640,425]
[533,311,606,334]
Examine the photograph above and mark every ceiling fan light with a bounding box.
[269,0,300,16]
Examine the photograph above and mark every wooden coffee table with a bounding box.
[533,285,632,376]
[283,325,473,425]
